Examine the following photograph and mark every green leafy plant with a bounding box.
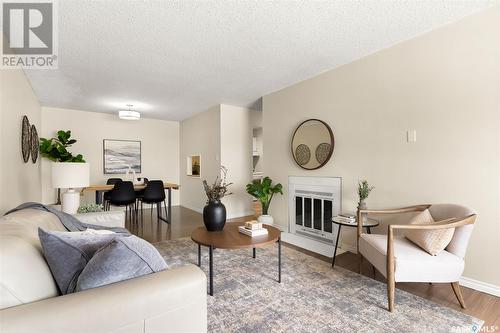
[246,177,283,215]
[77,203,103,214]
[358,180,374,201]
[39,130,85,162]
[203,166,233,204]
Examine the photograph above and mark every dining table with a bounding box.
[83,182,179,224]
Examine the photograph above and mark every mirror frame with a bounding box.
[291,118,335,170]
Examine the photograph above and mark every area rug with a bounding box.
[154,238,482,333]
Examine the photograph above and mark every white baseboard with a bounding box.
[281,232,336,257]
[340,242,357,254]
[460,277,500,297]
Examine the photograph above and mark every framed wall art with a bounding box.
[103,139,141,174]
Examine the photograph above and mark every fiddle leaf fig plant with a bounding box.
[246,177,283,215]
[39,130,85,162]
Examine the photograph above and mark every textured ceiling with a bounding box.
[24,1,496,121]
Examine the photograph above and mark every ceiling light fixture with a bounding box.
[118,104,140,120]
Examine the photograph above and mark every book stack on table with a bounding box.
[332,213,357,225]
[238,221,269,237]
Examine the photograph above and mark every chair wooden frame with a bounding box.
[356,205,476,312]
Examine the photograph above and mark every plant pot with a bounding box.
[357,200,367,211]
[203,201,226,231]
[258,214,274,225]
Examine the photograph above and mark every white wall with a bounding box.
[41,107,180,206]
[263,8,499,286]
[0,68,42,214]
[220,105,253,218]
[180,105,221,213]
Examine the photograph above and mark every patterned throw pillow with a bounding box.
[405,209,455,256]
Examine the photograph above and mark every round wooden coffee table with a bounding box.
[191,222,281,296]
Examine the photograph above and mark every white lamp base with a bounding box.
[61,189,80,214]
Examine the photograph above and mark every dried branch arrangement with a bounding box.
[203,166,233,204]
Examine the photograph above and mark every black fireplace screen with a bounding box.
[295,196,333,234]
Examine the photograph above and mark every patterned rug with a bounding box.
[154,238,482,333]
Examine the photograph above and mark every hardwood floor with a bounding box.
[128,206,500,329]
[125,205,255,243]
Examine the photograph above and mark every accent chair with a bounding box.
[357,204,476,312]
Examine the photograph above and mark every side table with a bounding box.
[331,217,379,268]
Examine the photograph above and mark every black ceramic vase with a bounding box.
[203,200,227,231]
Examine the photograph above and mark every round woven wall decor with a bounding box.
[21,115,31,163]
[315,142,331,165]
[30,124,39,163]
[295,144,311,166]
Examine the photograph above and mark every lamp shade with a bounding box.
[51,162,90,188]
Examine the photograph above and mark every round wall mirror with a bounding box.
[291,119,334,170]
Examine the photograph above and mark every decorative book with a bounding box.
[244,220,263,230]
[238,226,268,237]
[333,215,356,224]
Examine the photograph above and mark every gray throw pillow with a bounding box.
[38,228,124,294]
[76,235,167,292]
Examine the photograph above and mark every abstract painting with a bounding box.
[103,139,141,174]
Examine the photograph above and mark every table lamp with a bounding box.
[51,162,90,214]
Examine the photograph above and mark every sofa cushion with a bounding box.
[359,233,464,283]
[76,235,167,292]
[0,209,66,310]
[38,228,123,294]
[405,209,455,255]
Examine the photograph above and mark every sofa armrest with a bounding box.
[0,265,207,333]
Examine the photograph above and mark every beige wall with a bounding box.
[220,105,253,218]
[180,104,257,218]
[180,105,221,213]
[41,107,180,206]
[263,7,500,286]
[0,68,42,214]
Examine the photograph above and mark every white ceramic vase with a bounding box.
[258,214,274,225]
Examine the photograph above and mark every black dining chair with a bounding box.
[103,178,122,211]
[134,177,149,204]
[138,180,168,222]
[108,181,137,222]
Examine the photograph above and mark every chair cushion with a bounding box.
[0,209,66,310]
[359,234,464,282]
[76,235,167,292]
[38,228,123,294]
[405,209,455,256]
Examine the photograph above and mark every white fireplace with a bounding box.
[284,176,342,256]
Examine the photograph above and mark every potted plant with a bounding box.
[202,166,232,231]
[77,203,103,214]
[39,130,88,213]
[39,130,85,163]
[246,177,283,225]
[357,179,374,210]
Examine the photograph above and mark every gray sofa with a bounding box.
[0,208,207,333]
